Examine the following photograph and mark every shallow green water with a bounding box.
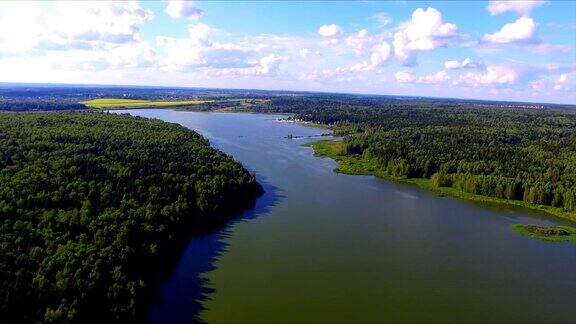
[120,109,576,323]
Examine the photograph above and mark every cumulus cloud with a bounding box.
[255,54,284,74]
[483,17,537,44]
[370,42,392,68]
[311,39,392,78]
[318,24,343,37]
[487,0,547,17]
[345,29,370,56]
[47,1,152,51]
[187,23,213,46]
[165,0,204,20]
[0,1,157,72]
[393,7,459,64]
[0,1,153,53]
[457,65,518,86]
[299,48,309,58]
[444,58,482,69]
[156,23,290,76]
[157,26,254,71]
[345,41,392,72]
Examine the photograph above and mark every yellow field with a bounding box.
[82,98,211,108]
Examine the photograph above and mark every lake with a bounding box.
[117,109,576,323]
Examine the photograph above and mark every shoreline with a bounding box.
[304,139,576,224]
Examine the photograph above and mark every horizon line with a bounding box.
[1,81,574,108]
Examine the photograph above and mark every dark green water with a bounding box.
[120,109,576,323]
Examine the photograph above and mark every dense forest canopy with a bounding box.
[0,112,262,322]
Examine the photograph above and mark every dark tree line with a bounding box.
[0,100,87,112]
[0,112,262,322]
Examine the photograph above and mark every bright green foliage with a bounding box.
[0,112,262,322]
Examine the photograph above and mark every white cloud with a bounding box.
[346,29,371,56]
[155,23,293,77]
[212,54,285,76]
[392,69,451,85]
[445,60,462,70]
[311,40,391,77]
[187,23,213,46]
[417,70,450,84]
[458,65,518,86]
[0,2,43,53]
[299,48,310,58]
[393,7,459,63]
[444,58,481,69]
[554,73,568,91]
[257,54,284,74]
[483,17,537,44]
[165,0,204,20]
[0,1,153,53]
[395,70,414,83]
[346,40,392,72]
[318,24,343,37]
[487,0,547,17]
[370,42,392,68]
[157,24,256,71]
[105,42,156,68]
[52,1,152,46]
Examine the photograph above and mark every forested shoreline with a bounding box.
[0,112,262,322]
[252,97,576,220]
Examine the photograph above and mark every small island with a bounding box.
[511,224,576,243]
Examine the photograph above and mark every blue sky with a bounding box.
[0,0,574,104]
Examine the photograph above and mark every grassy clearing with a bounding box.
[511,224,576,243]
[305,139,576,223]
[83,98,212,109]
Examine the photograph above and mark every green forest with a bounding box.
[0,112,262,322]
[252,97,576,220]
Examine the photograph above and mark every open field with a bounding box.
[83,98,212,108]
